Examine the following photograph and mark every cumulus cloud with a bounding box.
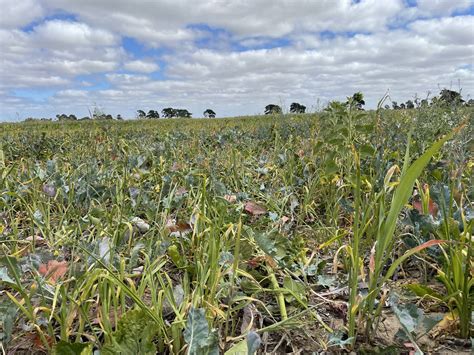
[0,0,473,120]
[123,60,160,73]
[0,0,44,29]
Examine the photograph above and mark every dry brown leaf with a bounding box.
[224,194,237,203]
[38,260,68,284]
[244,201,267,216]
[25,235,46,246]
[412,198,439,217]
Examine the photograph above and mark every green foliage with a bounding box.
[101,309,157,355]
[52,341,93,355]
[0,106,472,353]
[184,308,218,355]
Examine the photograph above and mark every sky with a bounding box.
[0,0,473,120]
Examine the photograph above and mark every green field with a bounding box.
[1,104,473,353]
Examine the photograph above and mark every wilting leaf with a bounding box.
[412,198,438,217]
[0,266,14,284]
[393,302,422,334]
[131,217,150,233]
[317,274,336,288]
[184,307,218,355]
[224,331,261,355]
[327,331,353,348]
[101,309,157,355]
[42,184,56,197]
[283,276,308,306]
[98,237,112,265]
[246,331,261,354]
[38,260,68,284]
[0,300,17,344]
[244,201,267,216]
[52,341,93,355]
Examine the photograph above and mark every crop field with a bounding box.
[0,104,472,354]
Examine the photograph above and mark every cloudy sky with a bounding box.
[0,0,473,120]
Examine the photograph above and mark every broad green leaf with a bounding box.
[184,308,218,355]
[0,300,17,344]
[52,341,93,355]
[283,276,308,307]
[377,129,457,269]
[246,331,261,355]
[101,309,157,355]
[0,266,14,284]
[405,284,443,301]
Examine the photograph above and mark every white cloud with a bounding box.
[33,20,118,48]
[0,0,43,29]
[0,0,473,120]
[123,60,160,73]
[416,0,472,16]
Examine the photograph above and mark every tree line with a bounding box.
[21,89,472,122]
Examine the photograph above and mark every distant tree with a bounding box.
[68,114,77,120]
[420,99,429,108]
[104,114,113,120]
[176,109,192,118]
[80,116,90,121]
[290,102,306,114]
[162,107,176,118]
[439,89,464,106]
[56,114,69,121]
[399,103,406,110]
[384,104,390,110]
[203,109,216,118]
[146,110,160,119]
[264,104,282,115]
[349,92,365,110]
[116,114,123,120]
[405,100,415,109]
[137,110,146,119]
[466,99,474,107]
[392,101,400,110]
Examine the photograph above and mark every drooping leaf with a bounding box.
[405,284,443,301]
[283,276,308,307]
[246,331,261,355]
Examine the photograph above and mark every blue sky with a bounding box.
[0,0,472,120]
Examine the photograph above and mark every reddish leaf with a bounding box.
[412,198,438,217]
[38,260,68,284]
[166,218,192,234]
[244,201,267,216]
[411,239,446,253]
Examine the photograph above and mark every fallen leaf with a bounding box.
[244,201,267,216]
[25,235,46,246]
[224,194,237,203]
[166,218,192,234]
[42,184,56,197]
[38,260,68,284]
[412,198,438,217]
[175,187,188,197]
